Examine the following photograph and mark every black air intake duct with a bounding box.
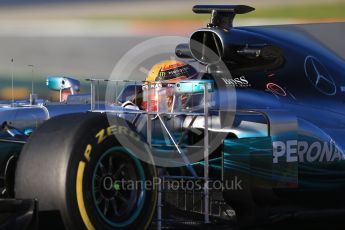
[190,28,283,66]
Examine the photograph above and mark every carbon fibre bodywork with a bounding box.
[0,90,96,197]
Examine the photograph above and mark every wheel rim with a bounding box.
[92,147,146,227]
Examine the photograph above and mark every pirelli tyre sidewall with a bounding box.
[70,119,157,230]
[16,113,157,230]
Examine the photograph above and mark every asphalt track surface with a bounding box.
[38,211,345,229]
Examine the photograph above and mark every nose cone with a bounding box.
[0,107,17,125]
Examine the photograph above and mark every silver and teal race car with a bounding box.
[1,4,345,230]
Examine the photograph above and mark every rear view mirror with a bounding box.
[46,76,80,92]
[174,80,214,94]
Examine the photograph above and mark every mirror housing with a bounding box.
[174,80,214,94]
[46,76,80,93]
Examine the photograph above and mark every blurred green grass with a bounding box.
[84,3,345,21]
[247,3,345,19]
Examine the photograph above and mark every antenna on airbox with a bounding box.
[28,64,34,95]
[11,58,14,106]
[28,64,37,105]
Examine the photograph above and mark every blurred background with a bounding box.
[0,0,345,100]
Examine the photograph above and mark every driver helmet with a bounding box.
[142,60,198,112]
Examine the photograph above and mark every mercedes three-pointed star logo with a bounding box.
[304,56,336,96]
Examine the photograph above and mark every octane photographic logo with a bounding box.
[101,176,243,192]
[105,36,237,167]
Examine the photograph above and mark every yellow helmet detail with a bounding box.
[145,60,197,83]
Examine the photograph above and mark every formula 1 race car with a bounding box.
[2,4,345,230]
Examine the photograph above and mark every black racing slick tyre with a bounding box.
[15,113,157,230]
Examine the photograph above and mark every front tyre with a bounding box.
[15,113,157,230]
